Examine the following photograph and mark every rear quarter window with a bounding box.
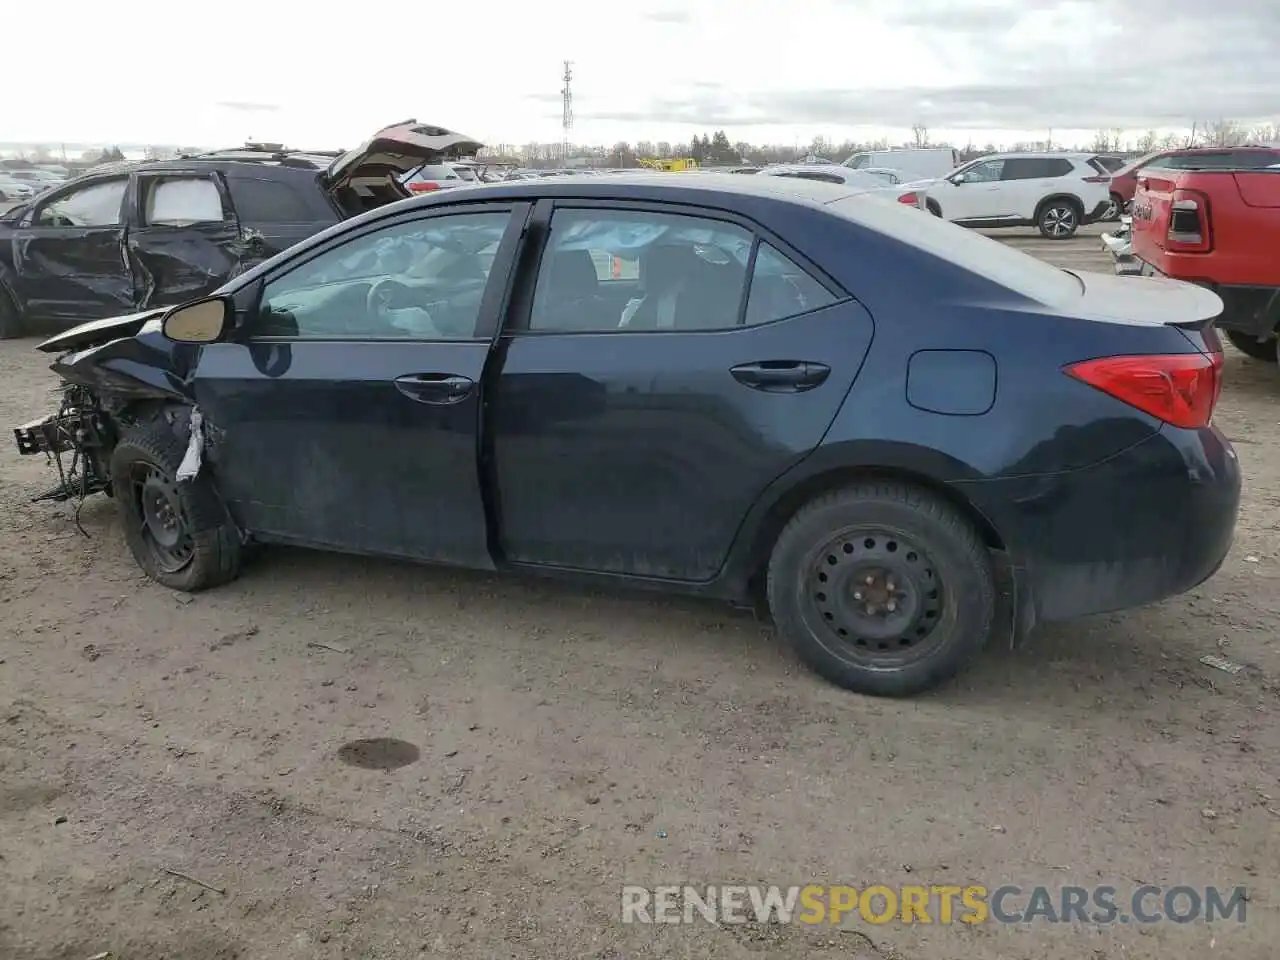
[227,177,316,222]
[828,194,1082,305]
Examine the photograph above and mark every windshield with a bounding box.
[828,194,1082,304]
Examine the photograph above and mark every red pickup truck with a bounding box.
[1127,163,1280,360]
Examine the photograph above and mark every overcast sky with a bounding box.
[6,0,1278,151]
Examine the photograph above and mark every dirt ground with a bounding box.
[1,225,1277,960]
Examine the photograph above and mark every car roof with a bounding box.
[65,157,326,184]
[421,172,873,208]
[974,152,1091,161]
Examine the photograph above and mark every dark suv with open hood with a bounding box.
[0,121,482,338]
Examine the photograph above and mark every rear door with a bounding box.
[191,202,528,565]
[10,176,133,322]
[223,170,338,259]
[489,200,874,581]
[127,170,248,308]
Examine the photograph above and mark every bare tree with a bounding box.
[1250,123,1278,144]
[1135,130,1158,153]
[1206,119,1248,146]
[911,124,929,147]
[1089,130,1112,153]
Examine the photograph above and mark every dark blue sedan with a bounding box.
[14,173,1241,696]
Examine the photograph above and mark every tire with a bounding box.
[1106,192,1124,221]
[109,416,242,592]
[1223,329,1278,362]
[0,286,22,340]
[1036,198,1081,239]
[766,482,996,697]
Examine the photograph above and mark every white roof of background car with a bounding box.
[968,151,1096,161]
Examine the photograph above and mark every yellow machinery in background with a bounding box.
[638,158,700,172]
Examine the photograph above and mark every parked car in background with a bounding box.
[918,152,1112,238]
[15,173,1238,698]
[842,147,960,180]
[1127,160,1280,361]
[0,176,35,203]
[1090,155,1128,173]
[6,169,66,193]
[0,120,483,338]
[1107,146,1280,215]
[860,167,907,186]
[759,164,926,208]
[402,162,481,193]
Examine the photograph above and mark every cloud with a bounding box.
[586,0,1280,133]
[644,8,692,23]
[215,101,280,113]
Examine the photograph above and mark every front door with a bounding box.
[943,158,1007,221]
[191,203,528,566]
[491,201,874,582]
[127,171,250,308]
[11,176,133,322]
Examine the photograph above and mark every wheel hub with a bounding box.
[807,533,942,657]
[134,465,194,573]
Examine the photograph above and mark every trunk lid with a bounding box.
[1065,270,1223,330]
[322,120,484,201]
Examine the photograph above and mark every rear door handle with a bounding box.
[730,361,830,393]
[394,373,475,405]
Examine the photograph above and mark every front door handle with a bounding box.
[730,361,830,393]
[394,373,475,405]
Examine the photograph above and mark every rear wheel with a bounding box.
[109,417,243,592]
[1223,329,1278,362]
[766,482,996,697]
[1037,199,1081,239]
[1105,192,1124,221]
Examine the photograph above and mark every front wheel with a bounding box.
[766,482,996,697]
[1223,329,1278,362]
[109,418,243,592]
[0,287,22,339]
[1037,200,1080,239]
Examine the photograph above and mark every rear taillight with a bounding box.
[409,181,440,192]
[897,192,920,206]
[1082,174,1111,183]
[1167,188,1211,251]
[1065,352,1224,429]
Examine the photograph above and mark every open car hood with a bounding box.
[323,120,484,189]
[36,307,168,354]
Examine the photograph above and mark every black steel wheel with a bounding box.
[767,482,996,697]
[132,463,196,574]
[804,529,946,668]
[110,415,243,592]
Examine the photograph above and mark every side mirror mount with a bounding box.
[162,296,231,344]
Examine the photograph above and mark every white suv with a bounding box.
[915,153,1113,239]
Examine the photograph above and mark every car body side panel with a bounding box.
[12,224,134,322]
[957,425,1240,622]
[492,300,874,582]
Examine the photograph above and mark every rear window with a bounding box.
[412,165,462,181]
[451,166,478,181]
[828,194,1082,304]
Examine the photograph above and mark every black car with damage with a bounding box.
[0,121,482,338]
[13,173,1240,698]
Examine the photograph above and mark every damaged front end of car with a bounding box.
[12,306,199,503]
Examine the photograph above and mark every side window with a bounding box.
[528,208,752,332]
[227,177,314,222]
[744,242,838,326]
[1044,159,1074,177]
[143,177,225,226]
[254,211,510,340]
[963,160,1004,182]
[998,159,1036,180]
[35,179,127,227]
